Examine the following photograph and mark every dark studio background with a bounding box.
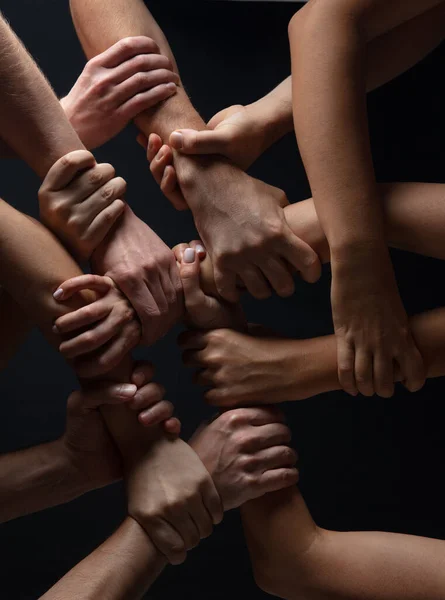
[0,1,445,598]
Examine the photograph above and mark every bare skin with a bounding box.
[69,0,322,303]
[174,239,445,600]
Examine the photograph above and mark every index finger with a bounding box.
[97,37,160,69]
[281,231,321,284]
[43,151,96,191]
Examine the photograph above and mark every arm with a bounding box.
[177,182,445,406]
[0,440,89,524]
[163,3,445,170]
[288,0,445,399]
[70,0,321,302]
[243,487,445,600]
[40,517,166,600]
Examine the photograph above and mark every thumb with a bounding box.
[170,128,228,156]
[180,248,207,308]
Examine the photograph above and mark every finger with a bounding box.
[231,406,285,426]
[138,400,175,427]
[173,242,189,263]
[189,240,206,260]
[119,85,178,122]
[69,162,117,203]
[53,274,114,301]
[159,262,181,315]
[59,304,134,359]
[117,278,159,345]
[200,478,224,525]
[128,382,165,410]
[182,349,210,368]
[81,176,127,221]
[81,382,138,409]
[111,52,175,85]
[114,67,179,105]
[131,361,155,387]
[251,445,298,472]
[193,368,217,386]
[147,133,163,162]
[214,267,239,303]
[256,468,300,495]
[170,128,229,156]
[162,417,182,436]
[354,349,374,397]
[243,423,292,452]
[150,145,174,182]
[160,165,186,210]
[259,257,295,298]
[336,337,358,396]
[373,352,395,398]
[180,248,208,310]
[85,199,126,250]
[42,150,96,191]
[54,298,111,334]
[145,518,187,565]
[97,36,161,69]
[187,497,214,540]
[178,330,207,351]
[238,265,271,300]
[167,513,201,551]
[281,230,322,284]
[397,339,425,393]
[136,132,148,149]
[75,320,141,377]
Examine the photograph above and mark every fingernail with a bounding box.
[52,324,59,335]
[195,245,205,255]
[183,248,195,264]
[171,131,183,149]
[167,82,177,91]
[118,384,138,398]
[53,289,63,300]
[156,148,166,161]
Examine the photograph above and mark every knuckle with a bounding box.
[88,168,104,186]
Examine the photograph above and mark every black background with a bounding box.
[1,1,445,598]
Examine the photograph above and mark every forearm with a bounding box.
[0,201,163,488]
[290,4,381,255]
[243,487,445,600]
[0,440,88,524]
[0,13,84,178]
[69,0,224,189]
[40,517,166,600]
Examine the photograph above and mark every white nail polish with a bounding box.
[53,289,63,300]
[183,248,195,263]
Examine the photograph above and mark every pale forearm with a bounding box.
[40,517,166,600]
[0,440,88,524]
[0,14,84,178]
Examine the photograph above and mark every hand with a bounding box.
[168,104,267,170]
[61,37,178,149]
[39,150,126,261]
[53,274,141,378]
[62,362,180,490]
[179,328,300,406]
[145,140,321,301]
[91,207,183,345]
[190,408,299,510]
[172,244,245,330]
[126,436,223,565]
[331,245,425,397]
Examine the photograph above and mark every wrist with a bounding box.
[56,437,94,498]
[287,337,340,400]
